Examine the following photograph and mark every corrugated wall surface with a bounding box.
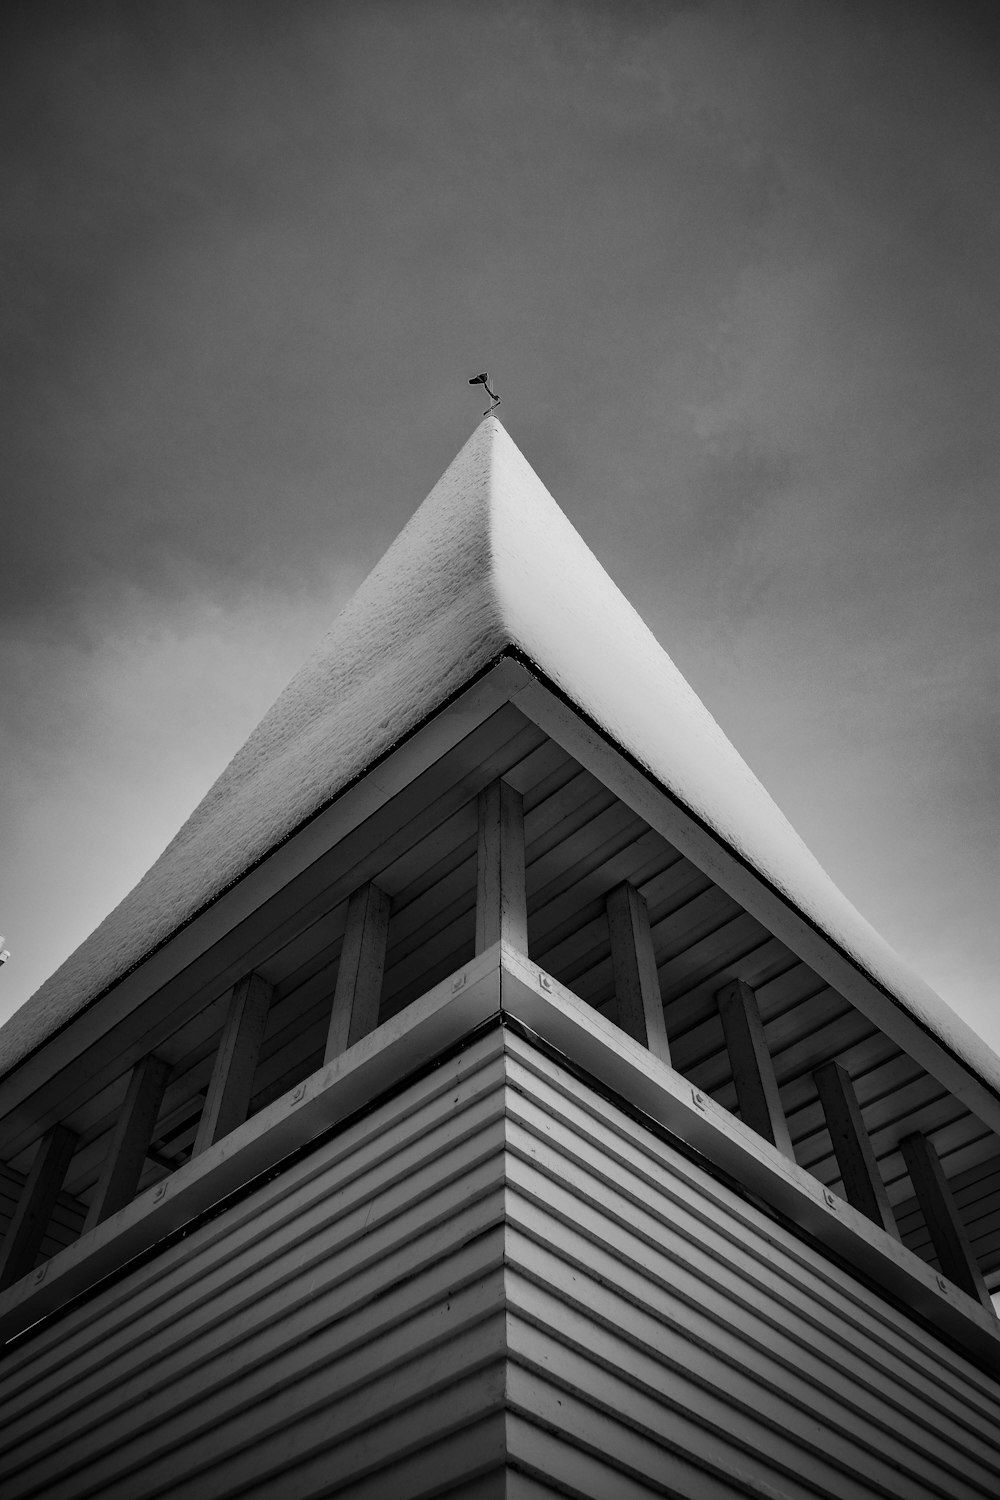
[0,1032,510,1500]
[2,1025,999,1498]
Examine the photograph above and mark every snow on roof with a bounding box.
[2,418,996,1094]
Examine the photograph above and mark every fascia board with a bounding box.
[507,669,1000,1139]
[0,658,532,1118]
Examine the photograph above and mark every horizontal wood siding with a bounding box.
[0,1033,509,1500]
[3,1023,999,1497]
[502,1034,1000,1499]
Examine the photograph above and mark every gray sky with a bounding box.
[1,1,998,1051]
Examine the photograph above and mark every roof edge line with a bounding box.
[500,645,1000,1114]
[0,648,521,1087]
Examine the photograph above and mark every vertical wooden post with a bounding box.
[716,978,794,1158]
[476,778,527,955]
[325,882,391,1062]
[606,882,670,1064]
[192,972,273,1157]
[84,1054,170,1232]
[814,1061,899,1238]
[0,1124,77,1290]
[900,1132,991,1308]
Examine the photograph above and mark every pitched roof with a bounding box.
[2,417,996,1092]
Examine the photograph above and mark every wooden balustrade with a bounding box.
[0,803,992,1331]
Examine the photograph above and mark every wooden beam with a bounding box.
[606,882,670,1064]
[814,1061,899,1238]
[476,778,527,955]
[900,1131,991,1308]
[716,978,794,1158]
[0,1123,77,1290]
[83,1054,170,1233]
[192,973,272,1157]
[325,882,391,1062]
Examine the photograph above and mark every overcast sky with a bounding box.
[1,1,997,1053]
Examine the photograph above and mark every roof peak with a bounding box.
[2,419,993,1096]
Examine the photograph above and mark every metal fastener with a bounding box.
[936,1275,948,1293]
[539,973,552,992]
[692,1089,706,1111]
[452,971,467,993]
[154,1182,168,1202]
[291,1084,305,1104]
[33,1265,46,1284]
[823,1189,837,1209]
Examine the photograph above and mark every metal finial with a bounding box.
[468,371,501,417]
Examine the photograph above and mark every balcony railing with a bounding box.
[0,777,996,1363]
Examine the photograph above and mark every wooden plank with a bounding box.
[83,1055,171,1232]
[813,1061,899,1238]
[793,1058,944,1171]
[0,950,505,1346]
[900,1132,992,1308]
[503,953,1000,1370]
[524,779,619,871]
[1,1240,507,1489]
[325,884,391,1061]
[506,1213,1000,1479]
[192,973,273,1157]
[476,779,527,954]
[530,832,671,963]
[605,883,670,1064]
[506,1291,974,1499]
[502,1045,1000,1420]
[656,913,771,1005]
[0,1124,77,1290]
[716,979,794,1157]
[528,805,651,917]
[0,1035,507,1406]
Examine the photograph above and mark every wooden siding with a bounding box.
[1,1024,998,1497]
[0,1032,509,1499]
[503,1032,1000,1498]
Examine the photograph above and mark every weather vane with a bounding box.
[468,371,501,417]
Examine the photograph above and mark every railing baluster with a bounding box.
[325,882,391,1062]
[900,1131,991,1308]
[814,1060,899,1236]
[476,779,527,955]
[0,1124,78,1290]
[716,978,794,1157]
[192,973,272,1156]
[606,882,670,1064]
[84,1054,170,1232]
